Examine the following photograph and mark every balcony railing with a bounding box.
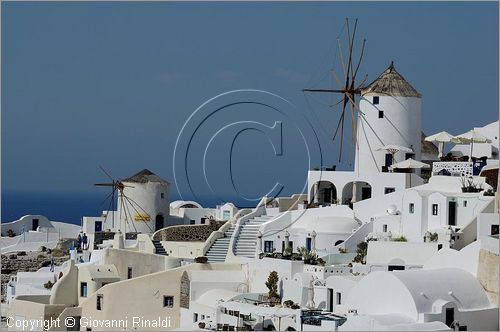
[432,161,473,177]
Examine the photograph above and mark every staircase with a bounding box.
[152,240,167,255]
[233,215,273,258]
[206,224,236,263]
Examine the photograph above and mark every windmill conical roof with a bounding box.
[361,62,421,98]
[122,169,169,184]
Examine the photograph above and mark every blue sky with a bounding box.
[2,2,498,206]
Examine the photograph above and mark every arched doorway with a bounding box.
[342,181,372,206]
[155,214,164,231]
[310,181,338,205]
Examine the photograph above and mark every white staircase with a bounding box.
[206,225,236,263]
[233,215,273,258]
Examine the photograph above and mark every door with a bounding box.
[32,219,39,231]
[361,187,372,200]
[385,153,393,167]
[328,289,334,312]
[306,238,312,251]
[155,214,164,231]
[94,221,102,232]
[445,307,454,327]
[448,202,456,226]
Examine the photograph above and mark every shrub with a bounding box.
[194,256,208,264]
[484,188,495,196]
[392,236,407,242]
[297,246,324,265]
[17,251,27,256]
[51,248,66,257]
[7,229,16,237]
[353,241,368,264]
[43,280,54,289]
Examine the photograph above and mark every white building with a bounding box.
[342,268,498,331]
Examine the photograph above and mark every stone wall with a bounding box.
[477,249,499,305]
[152,220,226,242]
[1,250,68,302]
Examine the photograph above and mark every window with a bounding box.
[373,96,379,105]
[491,225,499,236]
[163,296,174,308]
[384,187,395,194]
[336,292,342,305]
[200,218,206,225]
[432,204,439,216]
[161,193,165,199]
[463,200,467,207]
[193,313,198,322]
[190,220,195,225]
[127,267,133,279]
[264,241,274,253]
[409,203,415,214]
[96,294,103,311]
[378,110,384,118]
[80,282,87,297]
[382,224,388,232]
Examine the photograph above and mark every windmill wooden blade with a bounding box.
[99,165,114,182]
[302,17,366,163]
[95,182,116,187]
[302,89,345,93]
[353,39,366,82]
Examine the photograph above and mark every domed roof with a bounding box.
[122,169,169,184]
[361,62,421,98]
[295,216,359,234]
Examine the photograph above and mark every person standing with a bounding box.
[82,233,88,250]
[77,233,82,251]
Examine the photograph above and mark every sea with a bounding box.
[1,191,255,225]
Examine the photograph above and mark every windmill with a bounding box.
[303,18,367,164]
[95,166,154,235]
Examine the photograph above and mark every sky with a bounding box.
[2,2,499,208]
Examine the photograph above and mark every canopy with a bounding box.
[389,158,430,170]
[454,130,492,144]
[424,131,460,158]
[424,131,459,143]
[454,129,492,161]
[377,144,413,154]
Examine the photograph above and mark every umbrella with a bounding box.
[389,158,430,170]
[389,158,429,186]
[377,144,413,165]
[424,131,460,158]
[454,130,492,161]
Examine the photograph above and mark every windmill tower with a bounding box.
[96,168,170,235]
[303,19,422,176]
[119,169,170,234]
[356,62,422,174]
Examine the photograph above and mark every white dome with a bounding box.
[297,216,359,234]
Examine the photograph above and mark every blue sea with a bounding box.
[1,191,256,224]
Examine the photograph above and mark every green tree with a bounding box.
[265,271,279,301]
[353,241,368,264]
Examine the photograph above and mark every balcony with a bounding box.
[432,161,473,177]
